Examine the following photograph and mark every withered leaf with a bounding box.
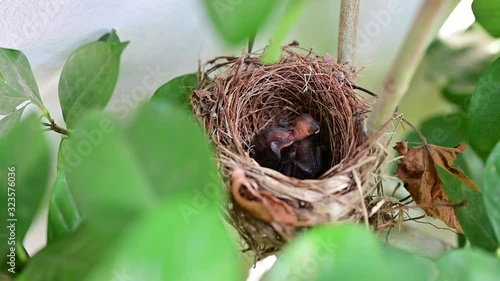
[230,169,298,225]
[394,142,479,233]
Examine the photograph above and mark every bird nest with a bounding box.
[192,45,390,260]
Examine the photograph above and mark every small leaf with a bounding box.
[0,105,27,138]
[0,114,51,261]
[438,165,498,252]
[97,29,121,44]
[468,57,500,158]
[47,170,82,243]
[262,0,306,64]
[0,48,46,114]
[58,35,128,128]
[483,141,500,244]
[263,225,436,281]
[437,249,500,280]
[472,0,500,38]
[150,73,198,110]
[203,0,280,44]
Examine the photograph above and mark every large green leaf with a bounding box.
[202,0,280,44]
[0,114,50,265]
[437,249,500,280]
[437,165,497,252]
[472,0,500,38]
[0,49,46,114]
[58,34,128,128]
[468,57,500,159]
[0,105,27,138]
[21,102,227,280]
[47,170,82,243]
[483,142,500,245]
[85,198,241,281]
[263,225,436,281]
[17,224,115,281]
[150,73,198,110]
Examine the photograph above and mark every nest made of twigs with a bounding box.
[192,45,389,260]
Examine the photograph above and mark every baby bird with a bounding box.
[281,135,324,179]
[251,114,320,170]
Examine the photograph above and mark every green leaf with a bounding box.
[21,103,224,280]
[0,105,27,138]
[150,73,198,110]
[472,0,500,38]
[0,48,46,114]
[262,0,306,64]
[468,57,500,158]
[483,141,500,245]
[47,170,82,243]
[263,225,436,281]
[437,249,500,280]
[85,199,241,281]
[203,0,280,44]
[437,165,498,252]
[97,29,121,44]
[58,37,128,128]
[18,224,116,281]
[0,114,50,263]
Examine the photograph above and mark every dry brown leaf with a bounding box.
[394,142,479,233]
[230,169,298,225]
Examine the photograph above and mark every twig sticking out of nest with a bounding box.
[192,46,390,260]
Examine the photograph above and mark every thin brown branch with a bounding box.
[337,0,360,68]
[43,119,70,136]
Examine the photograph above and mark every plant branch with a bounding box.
[43,119,69,135]
[337,0,360,67]
[366,0,454,135]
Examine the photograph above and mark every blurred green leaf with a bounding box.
[22,102,226,280]
[483,141,500,245]
[263,225,436,281]
[437,249,500,280]
[58,35,128,128]
[97,29,121,44]
[262,0,306,64]
[18,224,115,281]
[0,114,50,263]
[437,165,497,252]
[0,48,46,115]
[403,113,484,185]
[425,30,499,111]
[468,57,500,158]
[47,170,82,243]
[150,73,198,110]
[0,105,27,138]
[203,0,280,44]
[85,199,241,281]
[472,0,500,38]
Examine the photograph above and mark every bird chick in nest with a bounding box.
[251,114,320,170]
[281,135,327,179]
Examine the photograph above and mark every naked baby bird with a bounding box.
[281,135,324,179]
[251,114,320,170]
